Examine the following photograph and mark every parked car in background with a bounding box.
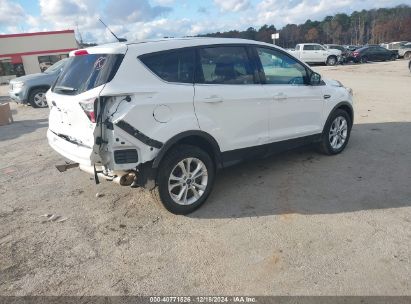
[380,41,409,58]
[345,45,362,51]
[352,46,397,63]
[398,43,411,59]
[380,41,408,51]
[8,58,68,108]
[47,38,354,214]
[288,43,341,66]
[324,44,351,63]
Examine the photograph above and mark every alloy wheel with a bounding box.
[33,92,47,107]
[329,116,348,150]
[328,57,336,65]
[168,157,208,205]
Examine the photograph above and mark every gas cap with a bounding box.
[153,105,172,123]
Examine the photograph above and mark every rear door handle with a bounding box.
[203,95,223,103]
[273,93,288,100]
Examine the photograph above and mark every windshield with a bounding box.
[44,58,69,74]
[52,53,124,95]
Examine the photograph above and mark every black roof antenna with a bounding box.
[99,18,127,42]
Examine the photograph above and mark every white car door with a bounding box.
[301,44,316,62]
[313,44,328,62]
[194,45,270,152]
[254,46,325,142]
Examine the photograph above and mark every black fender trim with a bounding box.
[330,101,354,123]
[322,101,354,135]
[152,130,222,169]
[116,120,163,149]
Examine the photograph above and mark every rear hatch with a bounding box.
[47,47,125,165]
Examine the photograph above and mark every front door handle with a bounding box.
[203,95,223,103]
[273,93,288,100]
[324,94,331,99]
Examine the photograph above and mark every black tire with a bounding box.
[28,88,48,108]
[360,56,368,63]
[151,144,215,215]
[390,55,397,61]
[404,52,411,60]
[318,109,352,155]
[326,56,337,66]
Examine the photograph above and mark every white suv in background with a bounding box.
[47,38,354,214]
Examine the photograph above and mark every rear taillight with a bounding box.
[74,49,89,56]
[353,51,359,56]
[79,98,97,123]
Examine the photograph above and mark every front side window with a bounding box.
[196,46,255,85]
[303,45,315,51]
[139,48,194,83]
[44,58,68,74]
[256,47,308,85]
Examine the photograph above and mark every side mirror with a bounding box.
[310,72,321,85]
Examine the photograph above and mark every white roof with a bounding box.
[81,37,283,56]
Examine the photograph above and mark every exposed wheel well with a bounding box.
[336,104,354,124]
[178,135,217,163]
[152,132,222,170]
[28,86,50,99]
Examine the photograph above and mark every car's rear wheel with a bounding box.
[28,88,48,108]
[326,56,337,66]
[404,52,411,60]
[151,144,215,214]
[318,109,352,155]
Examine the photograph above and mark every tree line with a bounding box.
[200,5,411,48]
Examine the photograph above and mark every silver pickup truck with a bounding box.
[8,58,68,108]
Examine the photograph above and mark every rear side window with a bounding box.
[52,54,124,95]
[196,46,255,85]
[139,49,195,83]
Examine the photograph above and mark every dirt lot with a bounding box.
[0,60,410,296]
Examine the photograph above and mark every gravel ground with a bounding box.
[0,60,410,296]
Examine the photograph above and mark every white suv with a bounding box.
[47,38,354,214]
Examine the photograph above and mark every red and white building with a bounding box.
[0,30,78,83]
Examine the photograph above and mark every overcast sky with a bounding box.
[0,0,408,43]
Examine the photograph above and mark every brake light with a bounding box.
[353,51,359,56]
[74,49,89,56]
[79,98,97,123]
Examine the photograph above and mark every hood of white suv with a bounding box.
[327,49,342,56]
[323,78,344,87]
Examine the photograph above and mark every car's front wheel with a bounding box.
[151,144,215,214]
[326,56,337,66]
[28,88,48,108]
[318,109,352,155]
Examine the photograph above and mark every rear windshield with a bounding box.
[52,54,124,95]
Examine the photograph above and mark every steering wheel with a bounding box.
[288,77,303,85]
